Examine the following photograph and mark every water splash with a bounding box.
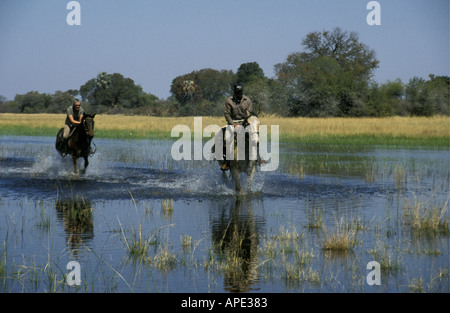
[31,152,67,177]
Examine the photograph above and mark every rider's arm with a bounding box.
[242,97,253,114]
[224,99,234,125]
[68,115,81,125]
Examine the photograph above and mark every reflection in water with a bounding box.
[55,196,94,256]
[210,197,264,292]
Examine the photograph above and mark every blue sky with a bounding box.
[0,0,448,100]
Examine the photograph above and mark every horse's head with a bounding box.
[83,113,96,138]
[245,113,260,144]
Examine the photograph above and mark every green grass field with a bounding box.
[1,113,449,148]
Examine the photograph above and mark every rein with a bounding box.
[89,141,97,156]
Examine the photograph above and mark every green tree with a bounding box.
[404,75,449,116]
[80,72,155,113]
[0,95,21,113]
[80,78,98,105]
[197,69,235,102]
[275,27,379,116]
[366,80,404,116]
[426,75,449,115]
[234,62,282,115]
[96,72,112,90]
[236,62,265,85]
[405,77,430,116]
[49,90,77,113]
[265,79,291,116]
[170,68,235,115]
[15,91,52,113]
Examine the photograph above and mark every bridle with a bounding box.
[82,116,96,156]
[243,114,260,140]
[83,117,95,137]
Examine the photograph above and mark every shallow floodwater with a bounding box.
[0,135,448,292]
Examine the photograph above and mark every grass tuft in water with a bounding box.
[162,199,174,220]
[282,263,320,287]
[403,200,449,236]
[306,207,323,230]
[153,247,177,272]
[119,221,155,264]
[180,235,192,252]
[367,240,403,272]
[321,218,358,252]
[36,207,51,230]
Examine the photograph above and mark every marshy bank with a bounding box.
[1,114,449,147]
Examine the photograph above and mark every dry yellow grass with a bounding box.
[0,113,224,133]
[1,113,64,129]
[1,113,449,143]
[261,115,450,139]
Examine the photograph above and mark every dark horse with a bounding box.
[55,114,96,174]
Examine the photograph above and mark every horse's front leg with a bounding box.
[247,161,256,189]
[72,156,78,174]
[231,165,242,193]
[81,155,89,175]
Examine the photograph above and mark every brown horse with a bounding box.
[56,113,96,174]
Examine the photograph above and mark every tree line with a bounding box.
[1,27,448,117]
